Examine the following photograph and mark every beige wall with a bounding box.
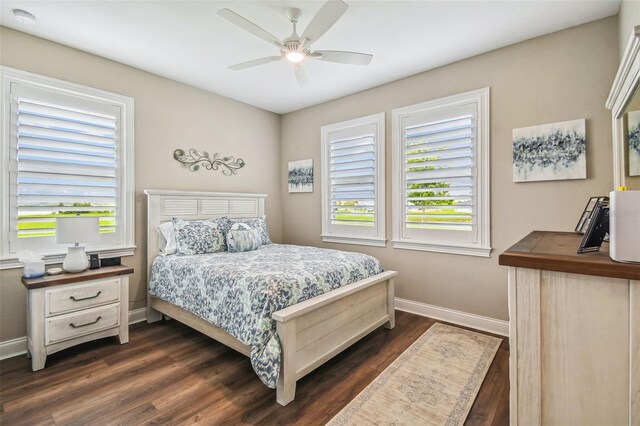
[0,27,282,342]
[280,17,618,321]
[618,0,640,58]
[0,16,621,345]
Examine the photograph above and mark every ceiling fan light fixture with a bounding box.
[220,1,371,87]
[286,51,305,63]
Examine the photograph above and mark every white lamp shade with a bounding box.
[56,217,100,244]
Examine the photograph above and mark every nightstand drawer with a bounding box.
[46,278,120,316]
[46,304,120,345]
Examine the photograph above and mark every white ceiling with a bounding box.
[0,1,620,114]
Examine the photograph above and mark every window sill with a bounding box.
[321,235,387,248]
[0,245,137,270]
[392,240,491,257]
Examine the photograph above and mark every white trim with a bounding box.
[395,297,508,336]
[321,112,386,247]
[606,25,640,189]
[0,66,135,264]
[0,307,148,360]
[144,189,268,198]
[320,235,386,247]
[0,246,136,270]
[392,240,491,257]
[0,336,27,360]
[128,307,148,325]
[606,25,640,113]
[391,88,491,256]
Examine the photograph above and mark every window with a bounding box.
[321,113,385,247]
[1,67,135,268]
[391,88,490,257]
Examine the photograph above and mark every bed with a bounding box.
[144,190,397,405]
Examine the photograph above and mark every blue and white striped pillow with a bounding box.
[226,226,262,253]
[226,217,272,245]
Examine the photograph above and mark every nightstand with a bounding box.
[21,265,133,371]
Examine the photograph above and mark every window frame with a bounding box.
[321,112,386,247]
[391,88,491,257]
[1,66,135,269]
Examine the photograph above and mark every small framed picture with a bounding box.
[577,200,610,253]
[288,159,313,193]
[575,196,608,234]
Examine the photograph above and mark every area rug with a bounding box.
[327,323,502,426]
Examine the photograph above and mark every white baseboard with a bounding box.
[395,297,509,337]
[0,308,149,360]
[128,307,148,325]
[0,336,28,361]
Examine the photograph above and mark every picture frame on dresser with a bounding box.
[577,200,609,253]
[574,196,608,234]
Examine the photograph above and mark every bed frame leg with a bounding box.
[276,320,296,406]
[146,290,163,324]
[147,296,163,324]
[147,307,162,323]
[384,278,395,330]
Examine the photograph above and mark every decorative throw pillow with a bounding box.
[172,217,226,255]
[157,221,177,255]
[227,228,262,253]
[226,217,272,245]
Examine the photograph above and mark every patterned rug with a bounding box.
[327,323,502,426]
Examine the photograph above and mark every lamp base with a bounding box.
[63,246,89,273]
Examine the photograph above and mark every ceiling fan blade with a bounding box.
[300,0,349,44]
[218,8,284,49]
[229,56,283,70]
[293,63,311,87]
[313,50,373,65]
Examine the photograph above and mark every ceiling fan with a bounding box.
[218,0,373,87]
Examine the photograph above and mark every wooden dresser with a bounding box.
[499,231,640,426]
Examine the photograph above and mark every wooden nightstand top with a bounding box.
[22,265,134,289]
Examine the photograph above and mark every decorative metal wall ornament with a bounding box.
[173,149,245,175]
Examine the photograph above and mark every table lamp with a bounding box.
[56,216,100,273]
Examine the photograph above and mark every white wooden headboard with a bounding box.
[144,189,267,278]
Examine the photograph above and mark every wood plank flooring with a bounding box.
[0,311,509,425]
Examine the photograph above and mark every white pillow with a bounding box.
[158,221,177,255]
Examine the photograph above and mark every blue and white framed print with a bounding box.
[288,159,313,193]
[512,118,586,182]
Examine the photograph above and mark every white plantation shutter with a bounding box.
[2,68,134,263]
[321,113,385,247]
[392,89,491,257]
[404,115,474,232]
[15,100,118,239]
[330,134,376,227]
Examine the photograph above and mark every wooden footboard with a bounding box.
[272,270,397,406]
[146,270,396,406]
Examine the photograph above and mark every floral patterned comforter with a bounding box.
[149,244,384,388]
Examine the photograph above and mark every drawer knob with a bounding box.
[69,316,102,328]
[70,291,102,302]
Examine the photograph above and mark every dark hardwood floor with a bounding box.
[0,311,509,425]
